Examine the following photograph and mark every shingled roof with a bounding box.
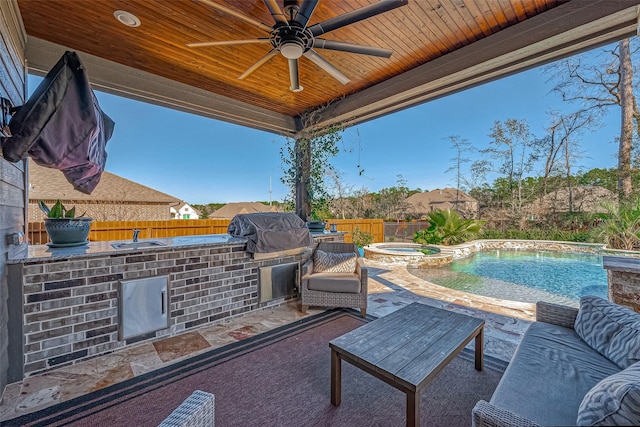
[208,202,277,219]
[404,188,478,218]
[28,161,180,204]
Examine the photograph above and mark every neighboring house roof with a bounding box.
[208,202,276,218]
[405,188,477,215]
[28,161,181,204]
[527,186,617,214]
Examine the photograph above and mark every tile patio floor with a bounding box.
[0,260,534,422]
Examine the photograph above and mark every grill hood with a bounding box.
[228,212,313,254]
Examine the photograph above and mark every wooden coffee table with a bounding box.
[330,302,484,427]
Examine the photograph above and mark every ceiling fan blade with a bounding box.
[238,49,278,80]
[314,39,393,58]
[187,39,271,48]
[303,49,350,85]
[288,59,302,92]
[262,0,288,25]
[293,0,319,28]
[197,0,272,33]
[308,0,408,37]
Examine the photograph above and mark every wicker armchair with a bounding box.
[158,390,215,427]
[300,242,368,317]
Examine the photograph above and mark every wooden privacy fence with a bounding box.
[328,219,384,244]
[28,218,385,245]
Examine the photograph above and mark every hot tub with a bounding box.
[363,242,453,268]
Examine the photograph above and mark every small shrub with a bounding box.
[352,227,374,248]
[478,228,593,243]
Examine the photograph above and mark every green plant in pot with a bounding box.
[306,200,329,233]
[352,226,374,248]
[39,200,93,246]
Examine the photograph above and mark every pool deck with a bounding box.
[0,259,533,422]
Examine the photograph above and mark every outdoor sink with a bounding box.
[111,241,167,249]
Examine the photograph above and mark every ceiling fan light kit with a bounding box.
[190,0,409,92]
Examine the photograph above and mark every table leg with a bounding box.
[475,327,484,371]
[406,390,419,427]
[331,349,341,406]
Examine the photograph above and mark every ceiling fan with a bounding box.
[188,0,408,92]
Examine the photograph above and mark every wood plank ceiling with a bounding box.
[15,0,640,136]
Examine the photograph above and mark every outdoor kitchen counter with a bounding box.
[8,231,345,264]
[8,234,248,263]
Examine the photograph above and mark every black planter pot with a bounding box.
[306,221,326,233]
[44,217,93,245]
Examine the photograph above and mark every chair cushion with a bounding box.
[577,361,640,426]
[313,250,357,273]
[574,295,640,369]
[308,272,361,293]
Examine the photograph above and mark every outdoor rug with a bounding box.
[6,308,508,427]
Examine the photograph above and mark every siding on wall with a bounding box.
[0,0,27,389]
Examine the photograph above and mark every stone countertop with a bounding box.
[8,234,248,264]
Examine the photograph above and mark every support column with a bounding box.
[294,137,311,221]
[602,256,640,312]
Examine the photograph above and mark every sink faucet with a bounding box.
[132,229,140,242]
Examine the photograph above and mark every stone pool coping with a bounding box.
[364,239,620,269]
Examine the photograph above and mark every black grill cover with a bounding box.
[2,51,114,194]
[227,212,313,254]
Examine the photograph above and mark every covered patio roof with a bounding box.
[16,0,640,136]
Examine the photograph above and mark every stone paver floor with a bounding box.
[0,261,533,422]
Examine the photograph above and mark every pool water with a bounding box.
[384,246,440,255]
[408,249,608,307]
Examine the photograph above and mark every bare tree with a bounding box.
[541,110,593,211]
[351,186,374,218]
[444,135,473,208]
[472,119,540,217]
[546,39,639,198]
[326,169,354,219]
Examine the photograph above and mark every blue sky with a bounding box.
[29,48,620,205]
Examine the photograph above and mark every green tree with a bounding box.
[374,175,410,220]
[576,168,618,192]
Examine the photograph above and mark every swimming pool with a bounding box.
[408,249,608,306]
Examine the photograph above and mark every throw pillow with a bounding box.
[313,250,357,273]
[576,361,640,426]
[574,295,640,369]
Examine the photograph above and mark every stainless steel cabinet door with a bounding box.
[119,276,169,340]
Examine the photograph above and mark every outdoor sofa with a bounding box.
[472,295,640,427]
